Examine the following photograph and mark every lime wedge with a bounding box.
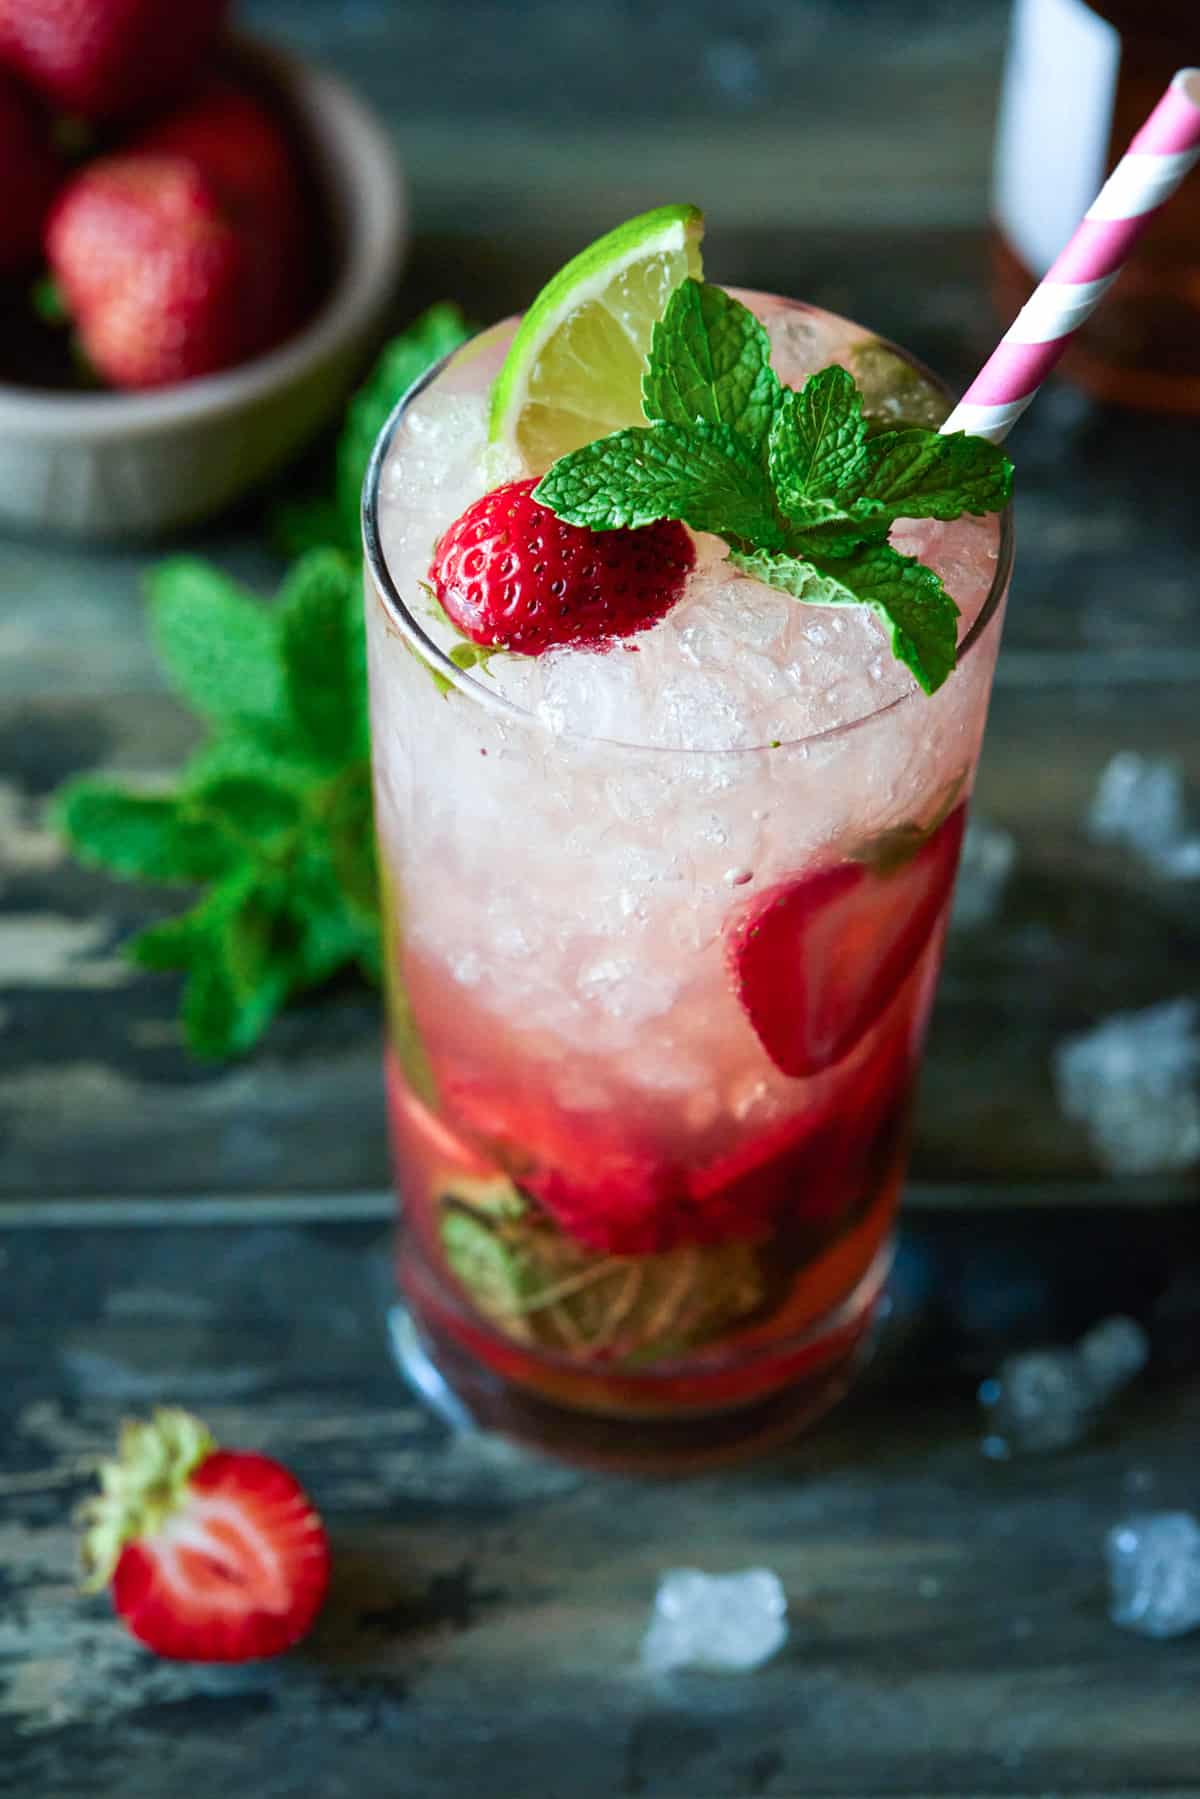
[488,204,704,472]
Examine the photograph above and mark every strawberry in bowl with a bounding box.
[0,31,407,536]
[45,75,313,388]
[0,0,229,121]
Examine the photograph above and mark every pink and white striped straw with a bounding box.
[942,67,1200,444]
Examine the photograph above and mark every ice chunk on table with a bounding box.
[1078,1315,1150,1402]
[1107,1513,1200,1638]
[950,816,1016,932]
[979,1314,1149,1457]
[1087,751,1200,879]
[641,1568,788,1673]
[979,1350,1094,1457]
[1054,1000,1200,1175]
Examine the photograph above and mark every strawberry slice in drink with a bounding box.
[439,1067,700,1256]
[434,1058,791,1256]
[729,805,966,1079]
[692,994,915,1232]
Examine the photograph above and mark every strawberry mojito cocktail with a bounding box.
[362,207,1013,1468]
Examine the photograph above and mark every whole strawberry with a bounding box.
[45,155,249,387]
[0,0,229,121]
[45,77,313,392]
[81,1409,329,1662]
[134,76,312,348]
[0,69,61,274]
[431,477,695,654]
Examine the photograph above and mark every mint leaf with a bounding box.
[55,780,238,883]
[277,549,367,764]
[535,420,785,546]
[183,954,286,1060]
[768,366,869,524]
[787,516,889,559]
[336,302,473,548]
[448,641,497,678]
[441,1207,537,1340]
[180,875,292,1060]
[287,836,379,984]
[188,773,303,845]
[128,910,205,971]
[147,560,283,730]
[182,732,314,793]
[732,541,960,695]
[129,868,296,1060]
[855,429,1013,526]
[642,279,780,443]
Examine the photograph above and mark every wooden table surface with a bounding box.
[3,1207,1199,1799]
[3,1,1199,1792]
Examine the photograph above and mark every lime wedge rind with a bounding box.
[488,203,705,470]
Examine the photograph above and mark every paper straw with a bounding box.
[942,67,1200,443]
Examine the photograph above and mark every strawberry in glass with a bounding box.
[362,206,1013,1470]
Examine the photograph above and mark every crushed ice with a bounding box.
[1107,1513,1200,1638]
[1087,751,1200,879]
[1054,1000,1200,1175]
[641,1568,788,1673]
[978,1314,1149,1457]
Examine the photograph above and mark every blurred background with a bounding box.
[264,0,1013,359]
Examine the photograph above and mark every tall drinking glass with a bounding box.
[362,293,1013,1471]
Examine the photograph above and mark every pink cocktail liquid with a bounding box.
[363,293,1010,1470]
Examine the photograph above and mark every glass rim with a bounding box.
[361,339,1015,758]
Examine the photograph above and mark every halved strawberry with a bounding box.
[81,1409,329,1662]
[728,805,966,1078]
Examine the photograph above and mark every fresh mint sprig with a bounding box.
[535,279,1013,694]
[57,551,378,1058]
[56,306,472,1060]
[641,278,781,441]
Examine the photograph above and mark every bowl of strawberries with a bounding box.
[0,0,407,539]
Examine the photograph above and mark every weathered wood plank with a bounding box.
[241,0,1010,234]
[1,1215,1198,1797]
[3,679,1198,1202]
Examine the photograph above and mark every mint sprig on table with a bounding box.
[535,280,1013,695]
[56,304,472,1059]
